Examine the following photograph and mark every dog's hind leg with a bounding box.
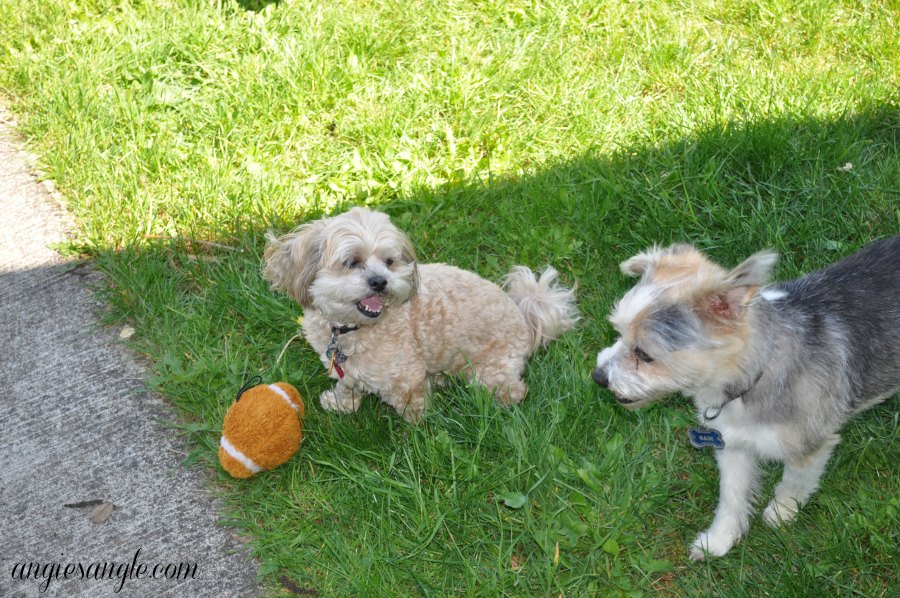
[763,433,840,527]
[690,447,760,560]
[472,355,528,405]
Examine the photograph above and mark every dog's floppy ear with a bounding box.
[399,229,420,301]
[700,250,778,323]
[620,244,695,277]
[262,219,328,307]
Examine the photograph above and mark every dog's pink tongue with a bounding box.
[361,296,382,311]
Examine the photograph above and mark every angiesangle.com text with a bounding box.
[9,549,198,593]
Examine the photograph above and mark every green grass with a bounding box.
[2,0,899,595]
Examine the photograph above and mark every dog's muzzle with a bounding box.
[592,367,637,406]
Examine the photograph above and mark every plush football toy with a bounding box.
[219,380,305,478]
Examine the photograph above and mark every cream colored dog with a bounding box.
[263,207,578,422]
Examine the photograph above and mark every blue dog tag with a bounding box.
[687,428,724,450]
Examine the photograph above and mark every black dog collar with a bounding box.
[331,324,359,336]
[703,370,764,421]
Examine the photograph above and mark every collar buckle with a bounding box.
[703,370,764,421]
[331,324,359,336]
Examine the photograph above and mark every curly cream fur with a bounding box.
[263,207,578,422]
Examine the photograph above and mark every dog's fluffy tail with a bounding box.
[504,266,579,353]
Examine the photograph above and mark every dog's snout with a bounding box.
[591,367,609,388]
[368,275,387,292]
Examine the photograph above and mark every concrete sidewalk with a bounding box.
[0,108,260,597]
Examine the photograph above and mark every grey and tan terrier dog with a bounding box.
[592,235,900,559]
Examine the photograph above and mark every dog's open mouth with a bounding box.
[356,295,383,318]
[613,392,636,405]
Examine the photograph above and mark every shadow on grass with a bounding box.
[96,104,899,596]
[234,0,281,12]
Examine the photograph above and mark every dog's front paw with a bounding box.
[319,389,360,414]
[400,406,424,424]
[763,499,799,527]
[689,530,737,560]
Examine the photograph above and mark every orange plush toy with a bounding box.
[219,379,305,478]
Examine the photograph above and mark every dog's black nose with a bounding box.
[368,275,387,292]
[591,367,609,388]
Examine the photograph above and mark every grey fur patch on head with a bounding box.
[645,304,708,351]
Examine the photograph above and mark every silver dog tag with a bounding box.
[325,341,347,364]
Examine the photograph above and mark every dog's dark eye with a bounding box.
[344,258,361,269]
[633,347,654,363]
[385,258,395,267]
